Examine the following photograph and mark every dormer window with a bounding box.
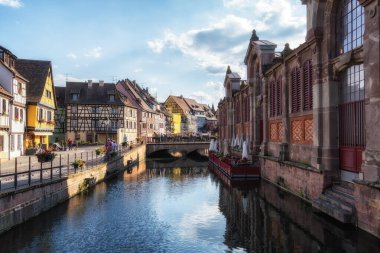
[72,93,79,101]
[109,95,115,102]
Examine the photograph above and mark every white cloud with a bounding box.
[66,53,78,60]
[147,40,165,53]
[191,81,224,106]
[133,68,143,73]
[148,1,306,78]
[147,15,252,76]
[0,0,23,8]
[84,46,102,58]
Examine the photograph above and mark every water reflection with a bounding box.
[215,175,380,253]
[0,159,379,253]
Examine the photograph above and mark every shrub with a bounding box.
[96,147,105,155]
[72,159,86,169]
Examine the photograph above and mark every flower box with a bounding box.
[36,150,57,163]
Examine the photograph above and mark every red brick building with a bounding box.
[218,0,380,237]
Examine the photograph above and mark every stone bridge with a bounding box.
[146,142,210,157]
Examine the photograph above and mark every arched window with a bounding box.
[341,0,364,53]
[303,60,313,111]
[291,67,301,113]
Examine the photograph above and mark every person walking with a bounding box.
[67,138,73,151]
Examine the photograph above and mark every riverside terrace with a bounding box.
[0,138,211,192]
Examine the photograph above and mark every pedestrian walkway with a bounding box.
[0,144,129,192]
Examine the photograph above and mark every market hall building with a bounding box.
[217,0,380,237]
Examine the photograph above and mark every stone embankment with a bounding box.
[0,145,146,235]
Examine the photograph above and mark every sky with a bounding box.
[0,0,306,106]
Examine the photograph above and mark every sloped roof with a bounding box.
[0,84,12,98]
[183,97,204,112]
[65,82,123,105]
[167,96,191,114]
[15,59,51,103]
[124,79,156,113]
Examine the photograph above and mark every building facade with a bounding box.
[217,0,380,237]
[51,86,66,144]
[65,81,125,144]
[16,59,57,150]
[0,46,27,159]
[0,86,12,160]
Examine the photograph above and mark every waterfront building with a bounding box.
[119,96,138,145]
[116,79,157,142]
[65,81,125,144]
[16,59,57,150]
[0,46,27,159]
[0,85,12,160]
[50,86,66,144]
[217,0,380,237]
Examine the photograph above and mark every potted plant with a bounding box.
[96,147,104,155]
[36,150,57,163]
[72,159,86,169]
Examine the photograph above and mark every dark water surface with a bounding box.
[0,158,379,253]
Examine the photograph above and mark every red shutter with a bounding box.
[303,60,313,111]
[291,68,301,113]
[276,78,282,116]
[270,80,275,117]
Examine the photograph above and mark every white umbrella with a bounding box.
[223,139,229,156]
[209,139,214,152]
[230,136,235,147]
[214,140,218,153]
[246,137,251,153]
[239,137,243,150]
[234,135,239,148]
[242,140,249,160]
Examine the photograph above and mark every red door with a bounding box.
[339,100,365,172]
[339,64,365,173]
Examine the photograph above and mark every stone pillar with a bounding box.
[252,76,261,153]
[360,0,380,182]
[260,77,269,156]
[311,40,324,170]
[281,66,290,161]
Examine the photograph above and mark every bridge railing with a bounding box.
[147,136,211,144]
[0,145,139,193]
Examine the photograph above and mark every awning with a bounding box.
[29,132,53,136]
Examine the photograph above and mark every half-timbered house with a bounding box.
[0,85,12,160]
[65,81,125,144]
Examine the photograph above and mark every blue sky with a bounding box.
[0,0,306,106]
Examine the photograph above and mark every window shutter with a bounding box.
[276,78,282,116]
[303,60,313,111]
[291,68,301,113]
[270,80,275,117]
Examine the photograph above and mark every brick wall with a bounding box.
[354,182,380,237]
[260,158,324,201]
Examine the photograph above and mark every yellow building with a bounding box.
[164,95,192,135]
[172,113,181,134]
[16,60,56,149]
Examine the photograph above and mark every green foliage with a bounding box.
[96,147,105,155]
[72,159,86,169]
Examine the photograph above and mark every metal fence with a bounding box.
[0,148,127,192]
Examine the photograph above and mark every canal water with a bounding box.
[0,158,379,253]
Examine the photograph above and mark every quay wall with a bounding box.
[260,157,324,201]
[0,145,146,235]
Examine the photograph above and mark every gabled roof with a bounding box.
[124,79,156,113]
[65,82,123,105]
[55,86,66,107]
[15,59,51,103]
[183,97,204,112]
[166,95,191,114]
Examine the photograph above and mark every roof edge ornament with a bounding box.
[250,29,259,42]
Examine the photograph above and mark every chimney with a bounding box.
[99,80,104,87]
[88,80,92,88]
